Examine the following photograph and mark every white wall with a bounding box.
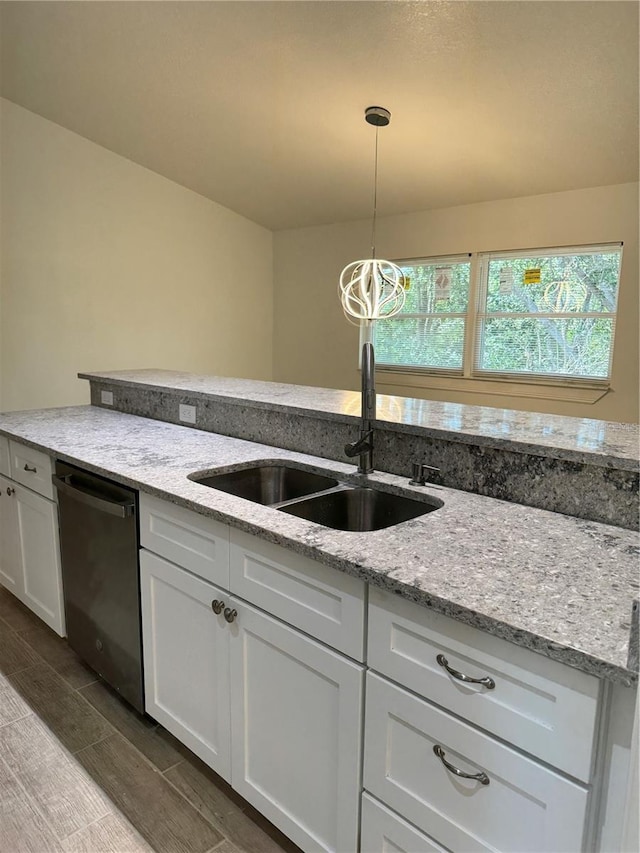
[273,183,639,422]
[2,99,636,423]
[0,99,273,411]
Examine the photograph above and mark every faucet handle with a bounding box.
[410,462,440,486]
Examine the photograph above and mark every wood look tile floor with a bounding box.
[0,588,302,853]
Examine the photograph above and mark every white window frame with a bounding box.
[365,253,472,375]
[369,242,623,395]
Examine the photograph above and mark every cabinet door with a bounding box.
[0,437,10,477]
[229,597,363,853]
[140,549,231,780]
[0,475,21,597]
[14,483,65,635]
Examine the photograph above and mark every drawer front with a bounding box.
[0,436,9,477]
[229,529,365,660]
[140,493,230,588]
[364,673,589,853]
[9,441,54,499]
[368,587,599,781]
[361,793,449,853]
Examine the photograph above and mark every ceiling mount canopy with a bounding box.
[364,105,391,127]
[338,105,405,333]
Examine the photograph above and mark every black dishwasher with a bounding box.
[53,461,144,712]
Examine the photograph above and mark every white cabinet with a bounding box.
[368,586,599,781]
[9,441,55,500]
[0,444,65,636]
[0,475,20,595]
[360,793,449,853]
[140,492,229,588]
[139,493,364,853]
[138,493,633,853]
[140,549,231,779]
[230,528,365,660]
[14,482,64,634]
[229,597,363,853]
[0,436,10,477]
[362,587,607,853]
[364,672,588,853]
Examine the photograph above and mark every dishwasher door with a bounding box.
[54,461,144,713]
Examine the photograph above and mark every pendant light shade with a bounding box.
[339,258,405,320]
[339,106,406,324]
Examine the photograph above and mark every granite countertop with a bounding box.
[1,405,638,686]
[81,369,640,471]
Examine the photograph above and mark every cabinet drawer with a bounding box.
[361,794,448,853]
[364,673,589,853]
[9,441,54,499]
[230,529,365,660]
[140,493,230,588]
[368,587,599,781]
[0,436,9,477]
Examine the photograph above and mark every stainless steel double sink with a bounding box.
[190,463,442,532]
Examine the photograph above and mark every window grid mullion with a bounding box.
[468,255,487,377]
[395,312,468,320]
[481,311,615,320]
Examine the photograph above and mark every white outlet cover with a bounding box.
[179,404,196,424]
[101,390,114,406]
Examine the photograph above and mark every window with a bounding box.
[373,255,472,372]
[372,243,623,386]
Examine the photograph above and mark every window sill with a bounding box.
[374,370,610,405]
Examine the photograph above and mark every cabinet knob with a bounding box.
[211,599,225,615]
[6,487,15,496]
[23,464,37,473]
[223,607,237,624]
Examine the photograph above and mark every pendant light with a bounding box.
[339,106,406,340]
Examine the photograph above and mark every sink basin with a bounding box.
[191,464,339,506]
[191,462,442,531]
[278,487,441,531]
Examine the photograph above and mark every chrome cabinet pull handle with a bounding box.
[436,654,495,689]
[223,607,237,624]
[24,464,37,473]
[433,745,490,785]
[211,599,225,615]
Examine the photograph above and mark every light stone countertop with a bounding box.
[0,405,638,685]
[81,369,640,471]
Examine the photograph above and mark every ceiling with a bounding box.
[1,1,638,231]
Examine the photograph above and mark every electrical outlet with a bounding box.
[179,404,196,424]
[101,390,114,406]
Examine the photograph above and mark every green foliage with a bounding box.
[374,262,470,369]
[374,251,621,379]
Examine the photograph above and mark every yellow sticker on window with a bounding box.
[523,268,541,285]
[401,274,411,290]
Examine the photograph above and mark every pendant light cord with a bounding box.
[370,125,379,259]
[338,105,405,323]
